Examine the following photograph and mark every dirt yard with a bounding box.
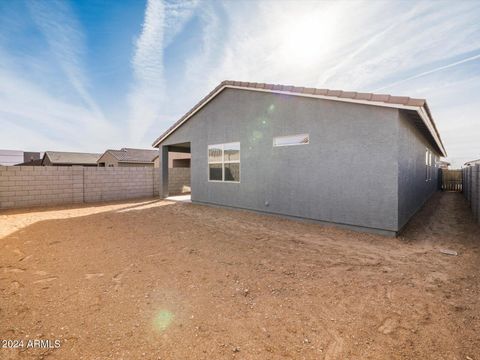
[0,192,479,359]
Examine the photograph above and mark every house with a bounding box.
[153,153,191,168]
[15,152,43,166]
[438,160,450,169]
[152,81,446,236]
[42,151,101,166]
[464,158,480,167]
[97,148,158,167]
[15,158,43,166]
[97,148,191,168]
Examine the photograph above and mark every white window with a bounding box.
[273,134,309,147]
[425,149,433,181]
[208,142,240,182]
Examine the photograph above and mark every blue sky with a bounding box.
[0,0,479,167]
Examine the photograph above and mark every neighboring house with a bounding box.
[464,158,480,167]
[15,158,43,166]
[42,151,101,166]
[0,150,43,166]
[97,148,191,168]
[16,152,43,166]
[438,160,451,169]
[152,80,447,236]
[97,148,158,167]
[153,153,191,168]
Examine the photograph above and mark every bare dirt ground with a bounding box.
[0,192,479,360]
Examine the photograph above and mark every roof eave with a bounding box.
[152,83,447,157]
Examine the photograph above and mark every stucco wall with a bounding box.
[97,152,119,167]
[160,88,400,234]
[397,111,441,230]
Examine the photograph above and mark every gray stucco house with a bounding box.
[153,81,446,236]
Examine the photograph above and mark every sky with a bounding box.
[0,0,479,167]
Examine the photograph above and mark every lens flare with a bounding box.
[153,310,174,332]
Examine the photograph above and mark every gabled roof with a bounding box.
[152,80,447,156]
[15,159,43,166]
[464,158,480,166]
[100,148,158,163]
[43,151,101,165]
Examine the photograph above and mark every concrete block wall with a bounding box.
[153,168,160,196]
[0,166,157,209]
[0,166,77,208]
[463,165,480,224]
[168,168,191,195]
[83,167,154,203]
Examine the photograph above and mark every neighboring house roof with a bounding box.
[42,151,101,165]
[100,148,158,163]
[152,80,447,157]
[464,158,480,166]
[15,159,43,166]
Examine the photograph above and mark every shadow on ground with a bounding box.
[0,192,478,359]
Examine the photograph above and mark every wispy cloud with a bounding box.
[26,0,109,128]
[374,53,480,92]
[0,1,119,152]
[174,0,480,167]
[163,0,199,47]
[0,64,116,151]
[128,0,166,146]
[0,0,479,167]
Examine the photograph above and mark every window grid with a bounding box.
[208,143,240,183]
[425,148,434,182]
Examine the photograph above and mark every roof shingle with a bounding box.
[104,148,158,163]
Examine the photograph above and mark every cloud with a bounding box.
[0,1,120,152]
[170,0,480,167]
[183,2,222,94]
[0,65,118,152]
[0,0,478,166]
[26,0,109,128]
[128,0,166,146]
[163,0,200,47]
[373,53,480,92]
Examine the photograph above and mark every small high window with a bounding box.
[273,134,309,147]
[208,142,240,182]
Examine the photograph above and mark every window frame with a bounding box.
[208,142,240,183]
[425,148,434,182]
[273,133,310,147]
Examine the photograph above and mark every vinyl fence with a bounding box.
[463,165,480,224]
[0,166,190,210]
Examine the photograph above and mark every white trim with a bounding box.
[417,106,446,156]
[153,84,446,156]
[273,133,310,147]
